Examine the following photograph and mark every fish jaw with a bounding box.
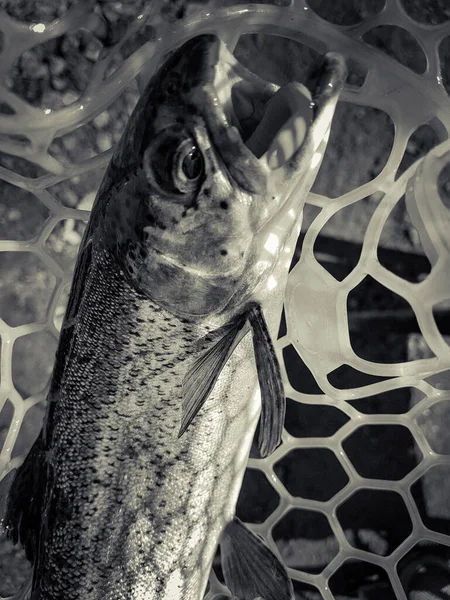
[243,51,348,321]
[218,49,348,320]
[91,34,346,321]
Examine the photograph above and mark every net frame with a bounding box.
[0,1,450,599]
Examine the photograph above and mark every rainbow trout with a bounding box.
[4,35,346,600]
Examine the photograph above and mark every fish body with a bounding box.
[33,246,260,599]
[4,35,346,600]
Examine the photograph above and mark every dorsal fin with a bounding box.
[3,432,46,564]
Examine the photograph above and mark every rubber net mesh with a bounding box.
[1,0,450,599]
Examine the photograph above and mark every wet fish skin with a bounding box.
[35,247,261,599]
[4,34,346,600]
[5,35,272,600]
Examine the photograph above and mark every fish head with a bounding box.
[97,34,346,319]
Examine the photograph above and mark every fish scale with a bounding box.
[35,244,260,599]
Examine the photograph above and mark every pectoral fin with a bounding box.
[178,314,250,437]
[221,517,294,600]
[179,303,285,458]
[247,304,285,458]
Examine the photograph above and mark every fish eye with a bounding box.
[182,146,203,179]
[144,132,205,196]
[174,141,204,190]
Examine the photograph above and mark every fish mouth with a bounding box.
[210,37,346,171]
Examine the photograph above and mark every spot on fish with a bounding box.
[220,200,228,210]
[186,103,199,116]
[166,80,179,96]
[220,249,228,256]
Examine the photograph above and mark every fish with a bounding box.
[3,34,346,600]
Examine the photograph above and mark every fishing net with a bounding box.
[1,0,450,598]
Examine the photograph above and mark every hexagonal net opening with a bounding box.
[274,448,349,502]
[272,508,339,574]
[336,489,413,556]
[342,424,421,481]
[1,1,450,600]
